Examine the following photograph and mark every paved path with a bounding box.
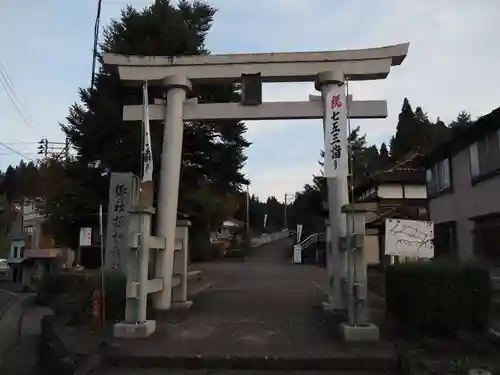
[102,239,396,373]
[0,287,17,317]
[0,304,53,375]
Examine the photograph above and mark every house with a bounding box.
[420,107,500,262]
[213,218,245,240]
[7,199,73,288]
[322,151,428,266]
[353,151,428,265]
[0,258,9,281]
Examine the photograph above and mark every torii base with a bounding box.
[114,320,156,338]
[171,301,193,310]
[340,323,379,342]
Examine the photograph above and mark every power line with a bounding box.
[0,60,43,138]
[0,141,34,161]
[0,141,41,145]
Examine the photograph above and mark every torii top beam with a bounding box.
[103,43,409,85]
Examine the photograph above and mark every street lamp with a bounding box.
[283,192,295,230]
[245,184,250,236]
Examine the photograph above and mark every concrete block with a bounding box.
[188,270,202,280]
[340,323,379,342]
[113,320,156,338]
[322,301,335,311]
[171,301,193,310]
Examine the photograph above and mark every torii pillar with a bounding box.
[154,75,192,310]
[315,71,349,313]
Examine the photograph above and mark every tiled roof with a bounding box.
[353,150,426,196]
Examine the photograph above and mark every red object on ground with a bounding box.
[91,289,102,330]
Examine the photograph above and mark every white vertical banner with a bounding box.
[296,224,303,243]
[263,214,268,228]
[323,84,348,178]
[142,81,153,182]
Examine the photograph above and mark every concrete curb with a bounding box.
[73,354,103,375]
[72,342,107,375]
[0,294,34,366]
[102,352,398,372]
[488,326,500,345]
[0,298,17,320]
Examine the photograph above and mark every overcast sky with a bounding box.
[1,0,499,201]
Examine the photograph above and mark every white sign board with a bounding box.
[293,244,302,264]
[323,84,348,178]
[79,227,92,247]
[385,219,434,258]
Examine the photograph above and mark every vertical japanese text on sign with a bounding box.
[105,173,135,273]
[111,183,128,270]
[323,86,348,178]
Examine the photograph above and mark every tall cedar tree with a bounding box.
[46,1,250,249]
[390,98,450,159]
[449,110,473,129]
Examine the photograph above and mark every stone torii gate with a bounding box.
[103,42,409,339]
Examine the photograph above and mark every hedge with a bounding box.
[36,271,145,323]
[385,260,491,337]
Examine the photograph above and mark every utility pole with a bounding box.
[283,193,294,230]
[91,0,103,90]
[38,138,67,159]
[246,185,250,236]
[37,138,48,157]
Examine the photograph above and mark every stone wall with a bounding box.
[250,230,291,248]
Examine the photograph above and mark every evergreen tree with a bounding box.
[44,1,250,248]
[0,166,19,204]
[450,110,473,129]
[390,97,417,160]
[379,142,390,167]
[390,98,451,159]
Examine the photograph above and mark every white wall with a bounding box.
[404,185,427,199]
[360,184,426,200]
[364,235,380,265]
[377,185,403,199]
[429,147,500,259]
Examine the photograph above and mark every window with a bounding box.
[433,221,457,257]
[426,158,452,195]
[469,129,500,179]
[13,245,24,259]
[24,225,33,234]
[473,215,500,263]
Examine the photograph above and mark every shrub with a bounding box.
[99,272,126,322]
[36,270,129,323]
[385,259,491,338]
[189,231,221,262]
[36,272,84,306]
